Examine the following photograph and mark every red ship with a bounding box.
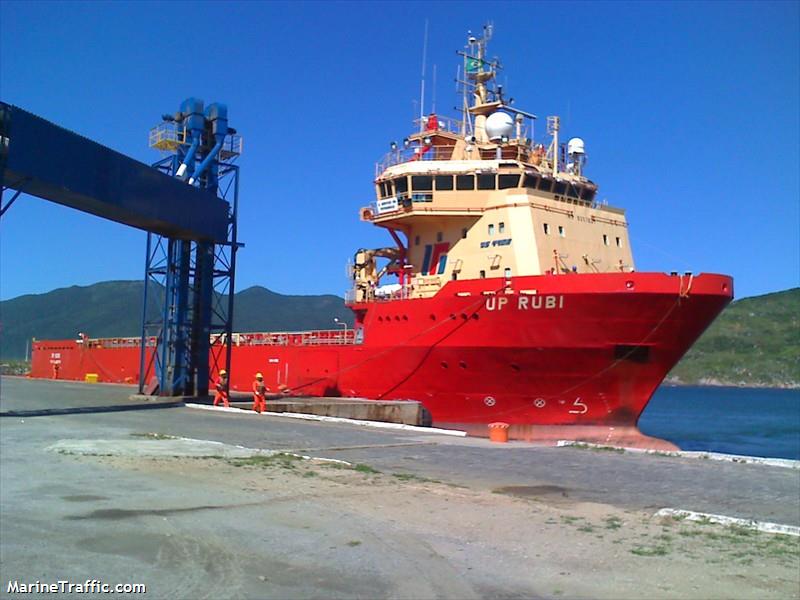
[31,28,733,446]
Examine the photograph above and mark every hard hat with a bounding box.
[256,372,263,378]
[219,369,227,376]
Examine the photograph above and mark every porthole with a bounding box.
[440,361,449,369]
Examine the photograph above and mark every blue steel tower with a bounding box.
[140,99,241,396]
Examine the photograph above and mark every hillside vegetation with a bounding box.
[667,287,799,388]
[0,281,352,360]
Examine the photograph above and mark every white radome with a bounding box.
[485,111,514,141]
[568,137,586,156]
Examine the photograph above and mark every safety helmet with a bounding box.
[219,369,227,376]
[256,372,263,378]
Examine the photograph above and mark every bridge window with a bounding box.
[498,222,505,234]
[553,181,567,195]
[456,174,475,190]
[543,223,550,235]
[524,174,539,189]
[537,178,553,192]
[412,175,433,191]
[498,174,520,189]
[488,223,495,236]
[435,175,454,191]
[394,176,408,195]
[581,187,596,202]
[477,173,496,190]
[567,184,580,199]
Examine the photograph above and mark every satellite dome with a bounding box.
[567,137,586,155]
[485,111,514,141]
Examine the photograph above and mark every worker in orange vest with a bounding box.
[213,370,229,407]
[252,372,267,413]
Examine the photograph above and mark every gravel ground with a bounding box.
[1,377,798,599]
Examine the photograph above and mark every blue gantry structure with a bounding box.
[0,99,242,397]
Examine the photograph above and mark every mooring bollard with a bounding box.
[488,422,510,443]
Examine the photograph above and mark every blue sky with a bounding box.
[1,0,798,301]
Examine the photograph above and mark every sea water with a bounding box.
[639,386,800,460]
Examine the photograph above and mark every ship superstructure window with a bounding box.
[603,234,609,246]
[498,174,520,189]
[543,223,550,235]
[566,184,579,199]
[488,223,495,236]
[394,176,408,196]
[504,267,512,278]
[498,222,505,234]
[537,178,553,192]
[479,270,486,278]
[436,231,443,242]
[435,175,454,190]
[411,175,433,191]
[456,174,475,190]
[379,181,394,198]
[414,235,420,246]
[461,228,468,239]
[616,237,622,247]
[524,174,540,189]
[477,173,496,190]
[581,187,596,202]
[558,225,565,237]
[553,181,567,196]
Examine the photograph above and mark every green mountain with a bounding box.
[667,288,800,388]
[2,281,798,388]
[0,280,352,360]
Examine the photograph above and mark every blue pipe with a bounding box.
[176,130,201,179]
[188,134,225,185]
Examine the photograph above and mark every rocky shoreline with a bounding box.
[663,376,800,391]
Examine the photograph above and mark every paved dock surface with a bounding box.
[1,377,798,599]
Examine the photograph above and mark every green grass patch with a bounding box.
[228,453,303,469]
[354,463,380,474]
[604,516,623,530]
[560,515,580,524]
[129,432,177,440]
[630,545,670,557]
[392,473,440,484]
[346,540,362,547]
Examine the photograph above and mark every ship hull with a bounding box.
[30,272,732,442]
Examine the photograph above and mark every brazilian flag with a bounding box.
[466,57,482,74]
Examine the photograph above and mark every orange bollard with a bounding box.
[488,422,510,443]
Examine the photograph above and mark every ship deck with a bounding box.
[2,377,798,598]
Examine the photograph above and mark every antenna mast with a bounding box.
[419,19,429,131]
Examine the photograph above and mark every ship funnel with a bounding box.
[485,111,514,142]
